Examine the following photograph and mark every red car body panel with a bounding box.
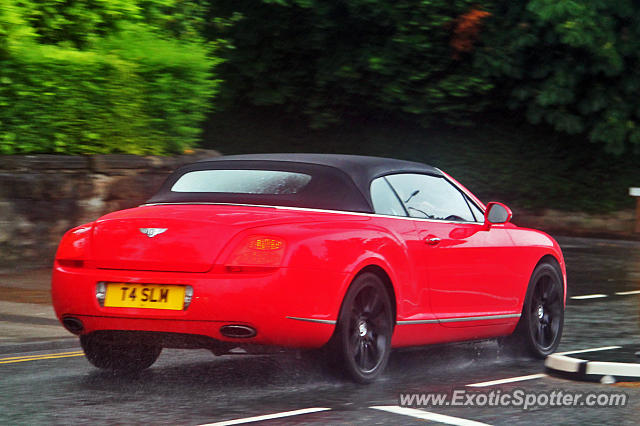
[52,203,566,349]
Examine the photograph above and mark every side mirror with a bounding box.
[484,202,512,226]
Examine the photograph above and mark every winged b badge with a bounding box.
[139,228,168,238]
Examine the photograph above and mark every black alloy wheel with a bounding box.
[506,262,564,358]
[333,272,393,383]
[529,270,563,352]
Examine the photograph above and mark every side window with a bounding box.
[370,177,407,217]
[466,198,485,223]
[385,174,475,222]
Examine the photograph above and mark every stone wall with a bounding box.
[0,151,219,271]
[0,151,637,271]
[516,209,637,239]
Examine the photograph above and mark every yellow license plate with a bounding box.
[104,283,185,310]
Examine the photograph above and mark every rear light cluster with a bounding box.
[226,236,286,272]
[57,259,85,268]
[55,224,93,268]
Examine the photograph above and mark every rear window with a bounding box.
[170,170,312,194]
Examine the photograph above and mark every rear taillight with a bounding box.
[57,260,85,268]
[226,236,286,272]
[55,224,93,268]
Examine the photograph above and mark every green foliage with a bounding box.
[2,46,150,154]
[209,0,494,128]
[207,0,640,154]
[204,109,639,213]
[0,0,220,155]
[477,0,640,154]
[97,26,222,154]
[14,0,139,48]
[0,1,35,58]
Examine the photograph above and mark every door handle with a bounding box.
[425,237,441,245]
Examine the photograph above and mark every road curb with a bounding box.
[545,346,640,382]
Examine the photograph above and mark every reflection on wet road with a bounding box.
[1,236,640,425]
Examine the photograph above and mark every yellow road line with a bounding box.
[0,351,84,364]
[0,350,83,361]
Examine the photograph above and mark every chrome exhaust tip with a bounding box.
[220,324,257,339]
[62,317,84,334]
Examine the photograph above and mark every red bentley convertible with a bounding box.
[52,154,566,382]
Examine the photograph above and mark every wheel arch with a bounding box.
[536,253,561,269]
[513,252,565,317]
[354,265,398,328]
[534,253,566,305]
[330,262,399,345]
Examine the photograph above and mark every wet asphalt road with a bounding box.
[2,236,640,425]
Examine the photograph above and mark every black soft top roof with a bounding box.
[148,154,442,213]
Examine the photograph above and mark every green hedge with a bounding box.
[0,1,220,155]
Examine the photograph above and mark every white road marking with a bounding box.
[615,290,640,296]
[556,346,622,355]
[199,408,331,425]
[466,373,546,387]
[570,294,608,300]
[199,345,627,426]
[371,406,491,426]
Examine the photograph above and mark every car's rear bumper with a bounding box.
[52,263,346,348]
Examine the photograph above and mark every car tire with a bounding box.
[504,262,564,358]
[331,272,393,383]
[80,334,162,371]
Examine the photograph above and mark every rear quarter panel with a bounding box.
[233,212,416,323]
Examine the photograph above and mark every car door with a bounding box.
[384,173,519,326]
[368,177,433,322]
